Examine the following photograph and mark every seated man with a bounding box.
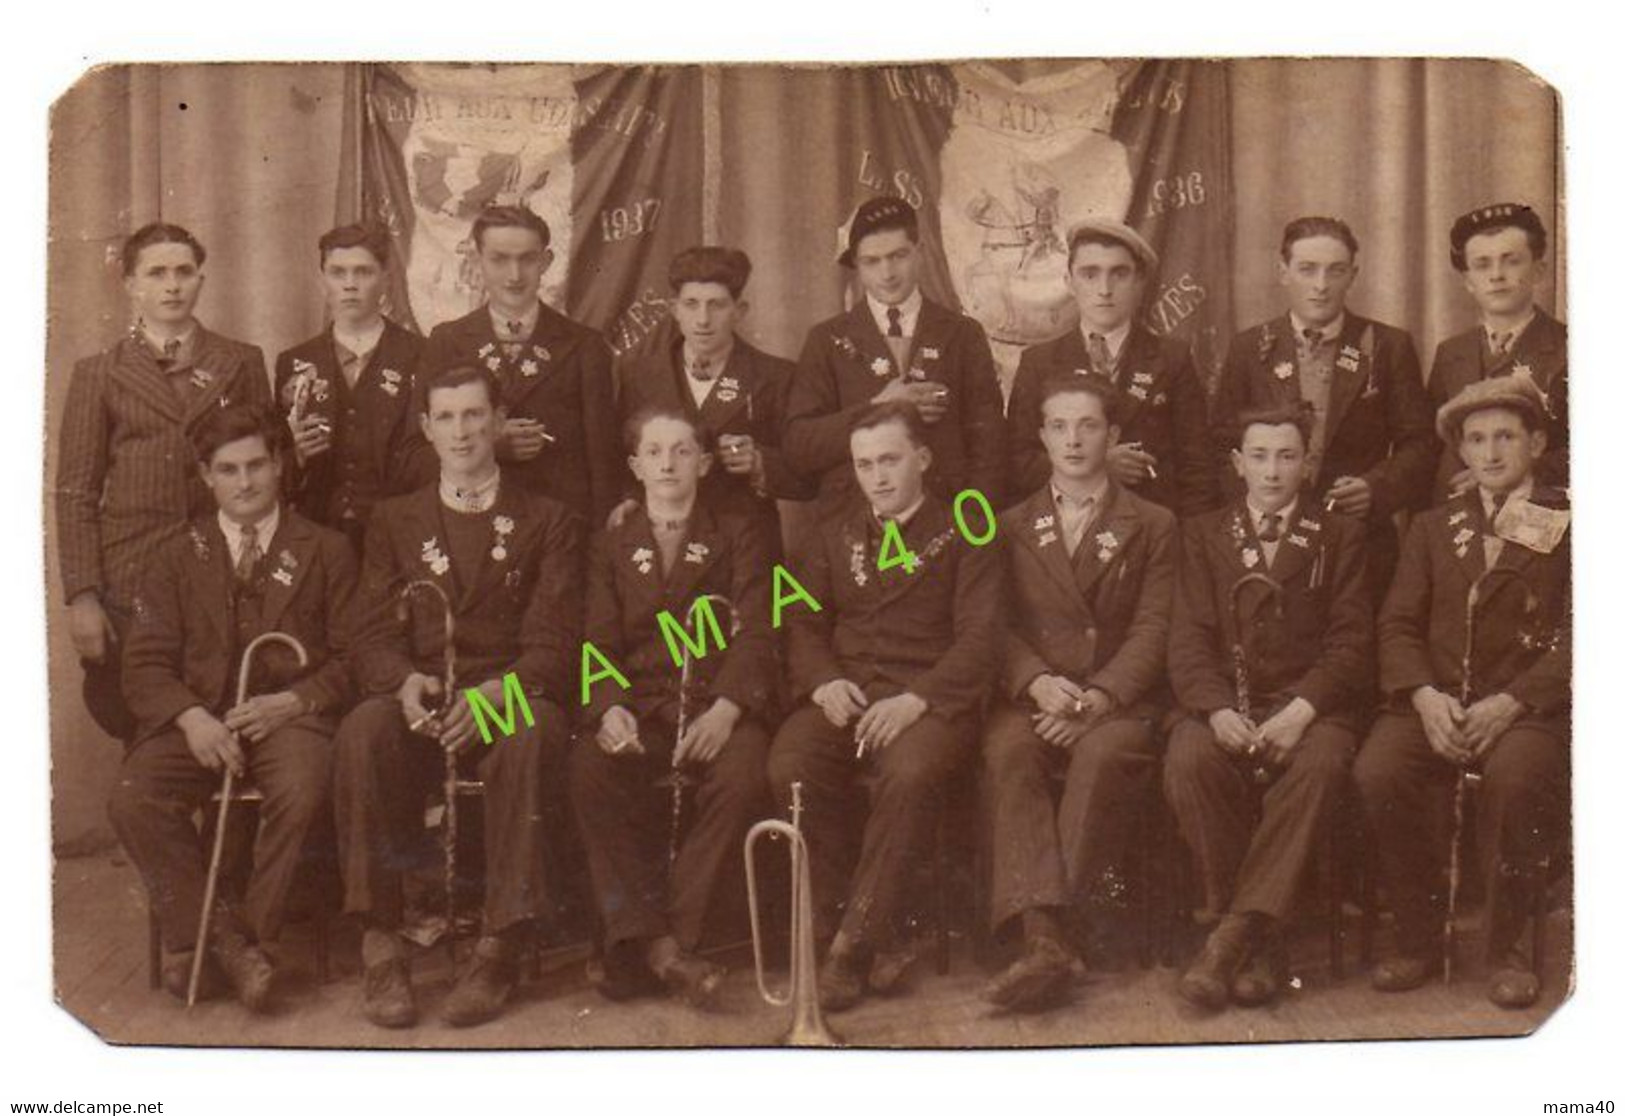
[1355,376,1569,1009]
[769,400,1001,1012]
[333,364,582,1029]
[1165,404,1372,1011]
[109,404,357,1012]
[981,376,1174,1011]
[571,407,776,1008]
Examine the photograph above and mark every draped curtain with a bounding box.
[44,59,1561,849]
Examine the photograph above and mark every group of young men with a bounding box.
[58,189,1569,1032]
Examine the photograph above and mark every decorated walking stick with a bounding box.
[397,579,462,936]
[1228,572,1286,785]
[189,631,309,1007]
[661,594,743,870]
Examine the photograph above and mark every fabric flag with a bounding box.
[832,60,1233,393]
[358,63,702,354]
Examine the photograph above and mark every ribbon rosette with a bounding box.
[1273,361,1295,381]
[421,537,450,577]
[1242,547,1261,569]
[684,542,709,565]
[870,357,892,379]
[920,347,940,361]
[491,515,515,561]
[632,546,654,575]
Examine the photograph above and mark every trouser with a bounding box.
[767,703,972,947]
[1163,717,1356,921]
[570,712,771,950]
[982,704,1158,933]
[107,717,334,951]
[1354,710,1568,960]
[331,694,568,935]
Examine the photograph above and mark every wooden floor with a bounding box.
[53,853,1570,1050]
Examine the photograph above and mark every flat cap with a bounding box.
[1435,371,1550,442]
[1065,217,1159,272]
[1449,203,1547,268]
[837,196,920,268]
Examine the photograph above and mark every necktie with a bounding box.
[1086,332,1113,378]
[690,357,714,383]
[886,307,903,338]
[1484,493,1510,567]
[337,343,363,389]
[1257,513,1283,543]
[1299,327,1324,359]
[883,307,911,373]
[1491,331,1514,356]
[158,338,181,371]
[1063,495,1096,557]
[506,320,525,339]
[235,523,262,587]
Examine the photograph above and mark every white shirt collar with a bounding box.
[1480,477,1535,523]
[873,491,927,528]
[1078,319,1133,361]
[1247,496,1298,533]
[1482,310,1538,347]
[866,288,923,338]
[141,321,197,359]
[1289,311,1345,344]
[1051,475,1109,511]
[333,318,386,359]
[440,468,502,514]
[218,505,280,564]
[489,302,541,341]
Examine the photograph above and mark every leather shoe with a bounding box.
[589,941,663,1003]
[981,936,1076,1012]
[1178,917,1251,1011]
[1229,934,1286,1008]
[1371,954,1437,993]
[362,957,418,1028]
[818,949,867,1013]
[160,949,226,1003]
[1488,954,1541,1009]
[658,951,726,1010]
[209,925,275,1013]
[868,940,921,996]
[442,936,519,1027]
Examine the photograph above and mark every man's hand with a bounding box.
[68,592,116,663]
[436,677,508,756]
[500,417,551,462]
[1412,685,1470,764]
[1325,475,1373,519]
[1208,708,1263,758]
[1447,466,1476,498]
[874,379,948,423]
[398,672,444,734]
[854,692,928,754]
[605,497,640,531]
[290,414,332,466]
[716,434,765,480]
[675,697,741,766]
[1461,692,1526,756]
[596,705,643,756]
[223,691,307,743]
[177,706,244,777]
[1031,712,1090,749]
[1107,442,1159,486]
[1027,673,1089,719]
[812,679,868,729]
[1257,697,1316,764]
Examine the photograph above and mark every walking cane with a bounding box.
[1229,572,1286,785]
[1445,565,1538,983]
[398,580,461,938]
[661,594,743,870]
[188,631,309,1007]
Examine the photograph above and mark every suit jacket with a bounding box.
[1169,499,1373,723]
[785,298,1007,508]
[615,317,813,533]
[1210,312,1433,523]
[1426,307,1568,501]
[408,303,620,526]
[1006,325,1216,516]
[785,494,1002,723]
[582,499,776,728]
[274,319,424,531]
[1000,481,1175,711]
[122,509,357,744]
[351,480,584,704]
[56,326,271,611]
[1378,486,1569,722]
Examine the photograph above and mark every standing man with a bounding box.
[785,196,1006,510]
[1355,377,1569,1009]
[1165,405,1372,1012]
[1006,219,1215,517]
[571,408,776,1009]
[57,222,271,739]
[274,223,425,550]
[770,401,1001,1012]
[409,205,619,526]
[613,246,811,544]
[109,404,356,1012]
[1209,217,1433,591]
[333,364,582,1029]
[981,376,1174,1012]
[1427,203,1567,501]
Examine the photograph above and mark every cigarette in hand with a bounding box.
[1325,496,1338,512]
[540,431,556,444]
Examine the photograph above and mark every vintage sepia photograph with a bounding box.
[42,54,1572,1056]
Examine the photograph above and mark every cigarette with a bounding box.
[932,389,948,400]
[408,712,440,734]
[1145,464,1158,480]
[1325,496,1338,512]
[609,734,639,754]
[1073,698,1084,715]
[540,431,556,444]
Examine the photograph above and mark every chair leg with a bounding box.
[147,905,162,991]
